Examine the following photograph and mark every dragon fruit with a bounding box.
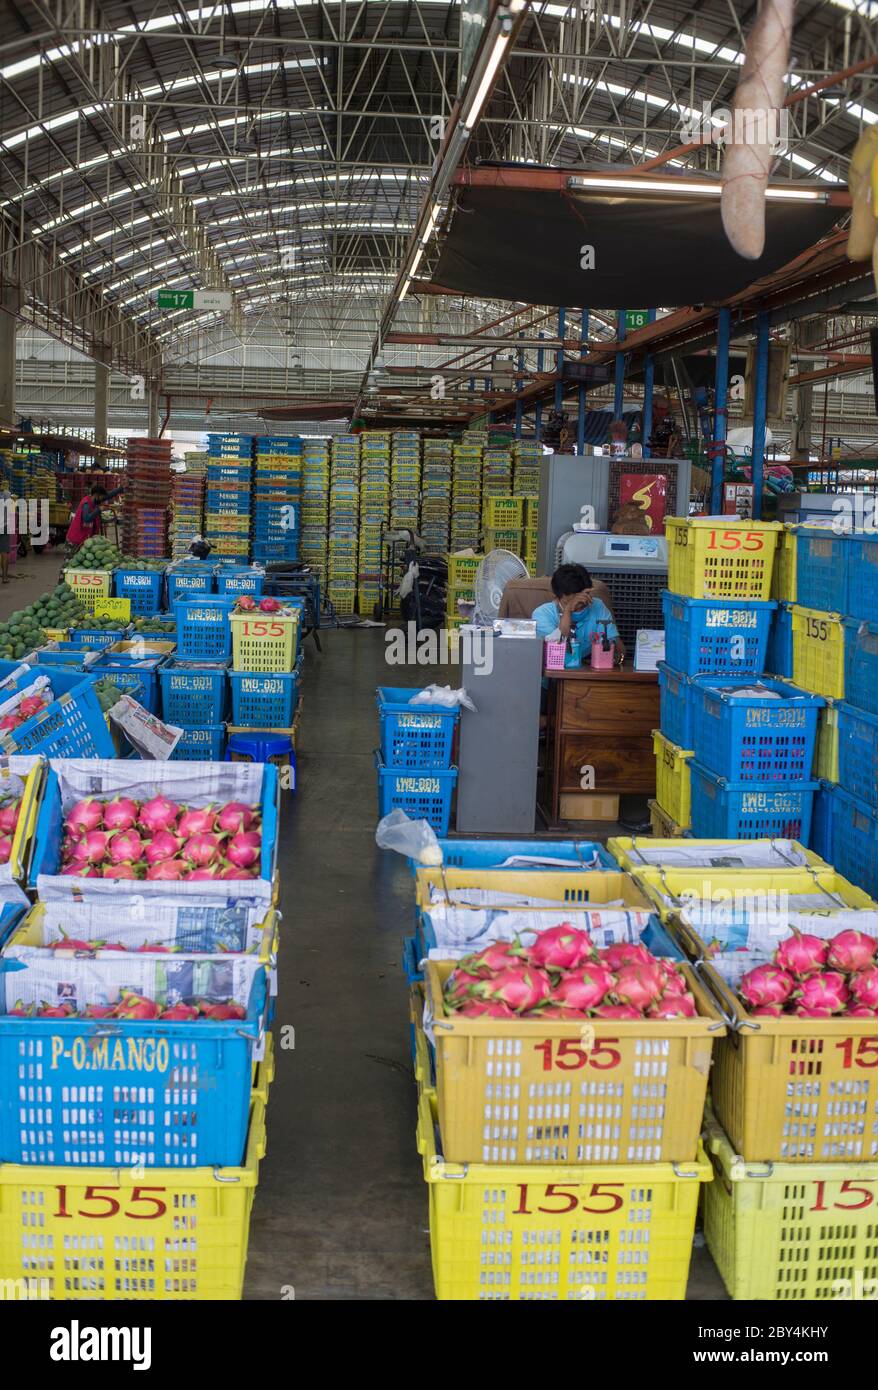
[186,865,221,881]
[259,596,282,613]
[739,963,795,1008]
[226,830,261,868]
[797,971,849,1014]
[216,801,257,834]
[846,1003,878,1018]
[535,1004,591,1019]
[482,965,552,1013]
[551,962,614,1011]
[458,940,525,976]
[528,924,594,971]
[455,1000,517,1019]
[102,862,141,879]
[592,1003,643,1019]
[183,832,225,867]
[178,805,217,838]
[599,942,653,972]
[146,858,187,881]
[108,829,144,865]
[776,932,829,978]
[658,961,689,995]
[751,1002,785,1017]
[445,967,486,1003]
[613,962,665,1011]
[138,795,180,834]
[0,836,12,866]
[67,797,103,834]
[144,830,182,866]
[849,966,878,1009]
[791,1004,834,1019]
[827,930,877,974]
[102,796,140,831]
[0,798,20,836]
[648,993,698,1019]
[76,830,112,864]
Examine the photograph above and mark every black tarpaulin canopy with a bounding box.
[433,181,842,308]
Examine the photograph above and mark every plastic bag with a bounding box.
[375,809,443,865]
[409,684,477,713]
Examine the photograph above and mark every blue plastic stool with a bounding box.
[226,731,296,792]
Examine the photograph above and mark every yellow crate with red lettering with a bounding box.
[63,569,112,612]
[653,729,694,829]
[703,1108,878,1299]
[424,960,723,1166]
[791,604,846,700]
[665,517,781,600]
[0,1082,267,1300]
[419,1090,710,1301]
[229,609,298,672]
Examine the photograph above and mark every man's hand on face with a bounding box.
[558,589,592,634]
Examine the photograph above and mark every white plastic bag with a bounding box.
[409,684,477,713]
[375,809,443,865]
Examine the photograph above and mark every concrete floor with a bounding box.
[7,553,727,1301]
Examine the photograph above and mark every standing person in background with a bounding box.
[0,479,12,583]
[66,480,124,554]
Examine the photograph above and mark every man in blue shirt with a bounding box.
[531,563,621,661]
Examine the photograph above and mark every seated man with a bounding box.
[531,562,621,658]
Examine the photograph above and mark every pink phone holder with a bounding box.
[544,640,567,670]
[589,634,616,669]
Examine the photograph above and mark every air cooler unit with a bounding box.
[556,531,668,650]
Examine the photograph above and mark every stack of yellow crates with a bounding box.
[327,434,360,614]
[450,437,482,553]
[513,439,543,570]
[358,431,390,616]
[421,437,452,551]
[300,438,330,580]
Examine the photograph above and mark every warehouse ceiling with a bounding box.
[0,0,876,400]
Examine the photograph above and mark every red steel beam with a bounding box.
[787,355,873,386]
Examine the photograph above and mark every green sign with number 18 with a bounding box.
[625,310,649,331]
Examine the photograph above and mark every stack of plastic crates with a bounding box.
[123,438,173,558]
[205,433,253,564]
[358,431,390,617]
[375,686,459,836]
[252,435,301,565]
[327,434,359,615]
[482,494,523,557]
[169,470,205,559]
[390,430,420,532]
[446,550,482,630]
[450,440,482,552]
[513,439,541,567]
[480,445,513,541]
[420,437,452,551]
[300,438,330,580]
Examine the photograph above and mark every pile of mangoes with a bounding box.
[0,584,87,660]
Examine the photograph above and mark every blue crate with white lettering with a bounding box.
[159,659,228,724]
[796,527,849,614]
[169,723,226,761]
[252,540,299,562]
[690,676,823,783]
[229,667,301,727]
[689,760,819,842]
[377,686,458,769]
[661,592,775,676]
[764,602,793,678]
[375,753,457,834]
[0,661,114,759]
[657,662,695,749]
[167,567,215,602]
[175,598,234,660]
[216,568,265,598]
[113,567,164,617]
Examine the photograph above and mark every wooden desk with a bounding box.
[539,664,659,826]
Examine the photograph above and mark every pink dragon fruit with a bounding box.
[67,797,104,834]
[528,923,594,971]
[102,862,141,879]
[592,1003,642,1019]
[739,963,795,1009]
[535,1004,590,1019]
[552,962,614,1012]
[226,830,261,869]
[827,930,878,974]
[849,966,878,1010]
[178,805,217,838]
[776,932,829,978]
[797,971,849,1014]
[791,1004,834,1019]
[648,993,698,1019]
[0,798,20,836]
[0,835,12,865]
[216,801,257,834]
[658,961,689,996]
[108,829,144,865]
[458,940,525,976]
[613,962,665,1011]
[846,1003,878,1018]
[751,1002,785,1017]
[186,866,221,881]
[145,858,187,881]
[144,830,183,866]
[445,968,486,1003]
[138,795,180,835]
[102,796,140,832]
[183,832,225,868]
[454,1000,517,1019]
[76,830,112,864]
[599,942,653,972]
[482,965,552,1013]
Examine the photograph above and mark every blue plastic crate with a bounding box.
[837,702,878,805]
[661,592,775,675]
[425,838,617,872]
[229,669,300,727]
[0,661,114,759]
[377,687,459,769]
[796,527,849,613]
[169,723,226,761]
[689,760,819,841]
[253,541,299,562]
[844,618,878,717]
[810,780,836,861]
[28,648,91,670]
[93,663,153,712]
[68,626,133,650]
[827,784,878,898]
[159,659,228,724]
[175,597,234,660]
[689,677,823,783]
[403,934,423,984]
[167,568,215,602]
[657,662,693,749]
[375,754,457,835]
[216,568,265,598]
[114,568,164,617]
[765,602,793,678]
[848,535,878,624]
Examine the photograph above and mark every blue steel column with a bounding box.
[613,310,626,420]
[515,334,524,438]
[642,307,656,459]
[535,335,544,439]
[751,308,770,520]
[577,308,589,454]
[711,306,732,514]
[554,307,566,412]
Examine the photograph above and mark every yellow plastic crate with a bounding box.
[791,604,845,700]
[43,627,67,642]
[524,500,540,527]
[446,553,483,587]
[445,584,474,615]
[608,835,826,873]
[648,799,686,838]
[652,730,693,829]
[631,864,875,926]
[206,512,250,534]
[815,702,839,781]
[482,528,523,556]
[229,609,298,672]
[703,1109,878,1299]
[63,569,112,612]
[665,517,781,600]
[0,758,45,882]
[418,1090,710,1300]
[0,1091,267,1300]
[483,497,524,528]
[770,524,798,601]
[425,959,724,1165]
[414,866,652,911]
